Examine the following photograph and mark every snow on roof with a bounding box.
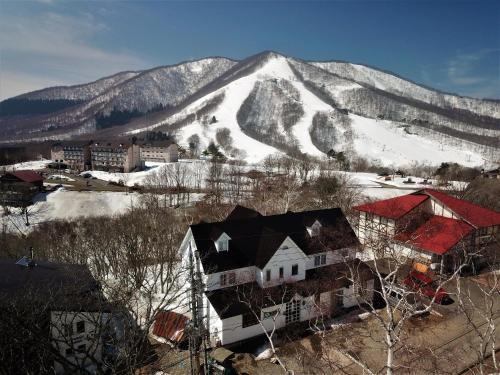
[421,189,500,228]
[354,194,428,219]
[395,216,474,255]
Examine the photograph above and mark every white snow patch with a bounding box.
[349,115,484,167]
[2,159,51,171]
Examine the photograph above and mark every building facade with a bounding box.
[140,141,179,163]
[179,206,374,347]
[0,170,43,206]
[0,258,111,374]
[50,142,91,172]
[90,142,142,173]
[354,189,500,273]
[52,140,179,173]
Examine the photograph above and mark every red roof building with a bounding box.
[2,170,43,185]
[354,189,500,271]
[420,189,500,228]
[395,216,474,255]
[354,195,428,219]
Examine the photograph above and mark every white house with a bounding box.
[180,206,374,347]
[0,257,112,374]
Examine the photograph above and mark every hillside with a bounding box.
[1,51,499,167]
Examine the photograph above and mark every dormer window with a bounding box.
[215,232,231,252]
[307,220,322,237]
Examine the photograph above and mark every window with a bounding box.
[266,269,271,282]
[65,348,74,356]
[285,300,300,324]
[76,344,86,353]
[63,324,73,337]
[291,264,298,276]
[321,254,327,265]
[314,255,321,266]
[228,272,236,285]
[219,239,229,251]
[220,274,227,286]
[279,267,284,279]
[311,221,321,236]
[76,321,85,334]
[242,312,259,328]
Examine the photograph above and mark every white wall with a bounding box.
[205,266,257,291]
[305,247,356,270]
[51,311,106,375]
[206,298,223,347]
[259,237,308,288]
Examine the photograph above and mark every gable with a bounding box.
[261,237,307,270]
[189,208,359,274]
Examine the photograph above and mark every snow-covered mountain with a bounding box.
[1,51,499,167]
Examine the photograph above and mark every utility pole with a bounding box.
[189,250,201,375]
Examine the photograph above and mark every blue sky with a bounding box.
[0,0,498,100]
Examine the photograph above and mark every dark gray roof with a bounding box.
[0,259,109,312]
[191,207,360,274]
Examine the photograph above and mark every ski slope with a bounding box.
[349,115,485,167]
[126,54,489,167]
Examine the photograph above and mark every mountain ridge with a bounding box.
[1,51,498,167]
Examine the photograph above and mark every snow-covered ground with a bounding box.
[1,189,140,234]
[81,160,209,187]
[2,159,52,171]
[348,115,484,167]
[47,174,75,181]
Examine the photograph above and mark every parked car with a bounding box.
[383,282,425,314]
[403,271,450,304]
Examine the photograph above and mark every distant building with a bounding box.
[90,141,141,173]
[0,170,44,206]
[140,141,179,163]
[51,139,179,173]
[0,257,111,374]
[50,142,91,172]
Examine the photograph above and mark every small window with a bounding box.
[220,274,227,286]
[77,344,86,353]
[64,324,73,337]
[76,321,85,334]
[291,264,298,276]
[279,267,284,279]
[65,348,74,356]
[219,240,229,251]
[314,256,321,267]
[321,254,327,265]
[228,272,236,285]
[242,312,259,328]
[266,269,271,282]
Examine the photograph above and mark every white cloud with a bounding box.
[447,49,498,85]
[0,10,150,100]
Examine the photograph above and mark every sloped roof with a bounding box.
[191,207,359,274]
[354,195,428,219]
[395,216,474,255]
[153,310,189,343]
[0,259,108,311]
[5,170,43,183]
[206,260,371,318]
[419,189,500,228]
[225,205,262,221]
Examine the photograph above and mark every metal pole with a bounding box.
[189,251,201,374]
